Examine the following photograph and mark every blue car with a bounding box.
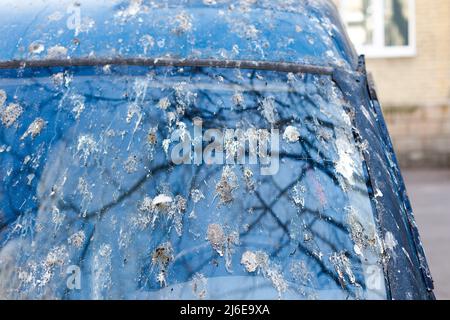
[0,0,434,300]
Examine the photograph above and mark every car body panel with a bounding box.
[0,0,434,299]
[0,0,357,68]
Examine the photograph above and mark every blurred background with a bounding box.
[334,0,450,299]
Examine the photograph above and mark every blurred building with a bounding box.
[334,0,450,167]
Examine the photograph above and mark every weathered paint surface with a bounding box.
[0,0,433,300]
[0,0,357,68]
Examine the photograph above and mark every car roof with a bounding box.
[0,0,357,69]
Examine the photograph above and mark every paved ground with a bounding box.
[402,169,450,300]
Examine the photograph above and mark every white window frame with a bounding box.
[339,0,416,58]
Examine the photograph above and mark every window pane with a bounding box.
[384,0,409,46]
[339,0,375,46]
[0,65,388,299]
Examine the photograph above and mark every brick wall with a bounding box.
[340,0,450,167]
[367,0,450,109]
[384,105,450,167]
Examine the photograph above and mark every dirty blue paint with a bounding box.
[0,0,357,68]
[0,0,434,300]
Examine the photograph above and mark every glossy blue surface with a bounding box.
[0,0,434,300]
[0,0,357,68]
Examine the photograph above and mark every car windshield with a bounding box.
[0,64,388,300]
